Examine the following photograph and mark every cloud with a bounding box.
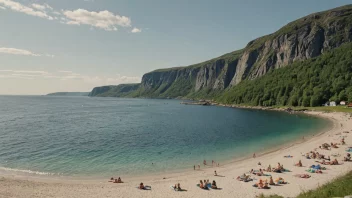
[0,47,54,57]
[63,9,131,31]
[0,0,53,20]
[0,70,141,85]
[31,3,52,11]
[131,27,141,33]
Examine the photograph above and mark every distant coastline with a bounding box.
[46,92,90,96]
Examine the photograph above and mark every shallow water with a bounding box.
[0,96,328,177]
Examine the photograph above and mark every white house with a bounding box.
[329,101,336,106]
[340,101,346,105]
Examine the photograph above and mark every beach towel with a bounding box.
[346,148,352,152]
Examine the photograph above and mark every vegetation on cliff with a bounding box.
[216,43,352,106]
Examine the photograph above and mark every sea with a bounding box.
[0,96,329,178]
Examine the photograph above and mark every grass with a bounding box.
[258,171,352,198]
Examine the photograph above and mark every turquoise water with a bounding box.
[0,96,329,178]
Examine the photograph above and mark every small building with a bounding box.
[329,101,336,106]
[348,103,352,108]
[340,101,346,105]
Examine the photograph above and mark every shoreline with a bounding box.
[1,111,351,197]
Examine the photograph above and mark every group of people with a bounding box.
[198,179,217,189]
[109,177,123,183]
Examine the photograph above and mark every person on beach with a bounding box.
[269,176,275,185]
[214,170,217,176]
[211,180,217,189]
[177,183,181,191]
[109,177,114,182]
[194,165,195,170]
[117,177,122,183]
[344,153,351,161]
[341,138,346,145]
[295,160,302,167]
[212,160,214,166]
[253,153,256,158]
[203,160,206,166]
[199,180,204,189]
[258,162,261,165]
[198,164,200,169]
[139,182,145,189]
[267,164,271,172]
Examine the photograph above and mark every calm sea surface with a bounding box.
[0,96,329,178]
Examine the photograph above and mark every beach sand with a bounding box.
[1,111,352,198]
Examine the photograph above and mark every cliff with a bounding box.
[90,5,352,99]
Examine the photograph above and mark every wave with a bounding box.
[0,167,60,176]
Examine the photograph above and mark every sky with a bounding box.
[0,0,351,95]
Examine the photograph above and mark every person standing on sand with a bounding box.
[198,164,200,169]
[194,165,195,170]
[203,160,206,166]
[253,153,256,158]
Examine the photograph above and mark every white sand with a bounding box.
[1,111,352,198]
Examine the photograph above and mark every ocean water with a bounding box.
[0,96,329,178]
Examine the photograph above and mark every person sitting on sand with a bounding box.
[139,182,145,189]
[250,169,254,174]
[332,158,339,165]
[214,170,217,176]
[199,180,204,189]
[211,180,217,189]
[341,138,346,145]
[258,162,261,165]
[295,160,302,167]
[116,177,122,183]
[267,164,271,172]
[257,179,264,188]
[177,183,181,191]
[269,176,275,185]
[263,181,269,189]
[344,153,351,162]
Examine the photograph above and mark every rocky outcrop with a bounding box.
[90,5,352,98]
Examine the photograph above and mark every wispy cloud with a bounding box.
[1,0,141,33]
[0,47,54,57]
[0,70,141,85]
[63,9,131,31]
[0,0,53,20]
[131,27,141,33]
[31,3,52,11]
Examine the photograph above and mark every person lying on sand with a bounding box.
[275,177,287,184]
[331,142,339,148]
[295,160,302,167]
[109,177,114,182]
[211,180,217,189]
[294,174,311,178]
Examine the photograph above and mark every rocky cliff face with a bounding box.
[90,5,352,98]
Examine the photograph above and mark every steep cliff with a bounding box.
[90,5,352,99]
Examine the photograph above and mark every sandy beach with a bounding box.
[1,111,352,198]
